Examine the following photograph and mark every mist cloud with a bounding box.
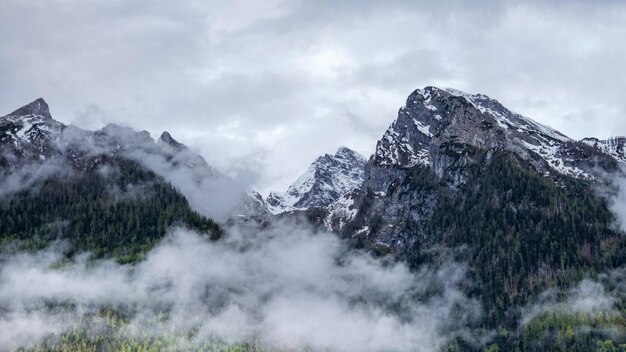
[0,157,69,197]
[608,167,626,233]
[125,146,252,221]
[521,278,620,326]
[0,222,480,351]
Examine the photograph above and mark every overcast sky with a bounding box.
[1,0,625,194]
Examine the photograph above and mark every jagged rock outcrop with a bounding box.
[581,136,626,162]
[8,97,52,119]
[0,98,65,166]
[266,146,366,214]
[158,131,187,154]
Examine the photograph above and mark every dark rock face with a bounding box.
[158,131,187,153]
[370,87,619,182]
[7,98,52,119]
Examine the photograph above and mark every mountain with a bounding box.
[324,87,623,242]
[0,98,64,166]
[368,87,619,181]
[284,87,626,341]
[291,88,624,235]
[0,99,269,221]
[0,98,273,260]
[266,146,366,214]
[0,99,222,261]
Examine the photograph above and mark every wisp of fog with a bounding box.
[0,221,480,351]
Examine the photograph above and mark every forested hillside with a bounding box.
[0,158,221,263]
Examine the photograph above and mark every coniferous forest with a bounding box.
[0,158,221,263]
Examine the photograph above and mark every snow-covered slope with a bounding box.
[581,137,626,163]
[0,98,65,163]
[266,147,367,214]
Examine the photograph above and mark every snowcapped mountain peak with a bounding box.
[5,98,52,120]
[266,147,367,214]
[335,145,356,156]
[331,146,366,165]
[409,86,570,142]
[372,86,609,180]
[443,87,494,104]
[1,98,65,159]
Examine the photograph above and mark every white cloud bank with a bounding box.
[0,222,481,351]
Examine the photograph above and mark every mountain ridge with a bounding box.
[0,98,270,221]
[260,87,626,241]
[371,86,620,181]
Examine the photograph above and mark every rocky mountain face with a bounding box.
[0,99,269,220]
[268,88,626,251]
[282,87,626,327]
[266,146,366,214]
[295,87,622,248]
[369,86,620,181]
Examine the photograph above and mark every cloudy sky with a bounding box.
[1,0,625,194]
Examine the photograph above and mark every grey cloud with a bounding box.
[1,0,625,194]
